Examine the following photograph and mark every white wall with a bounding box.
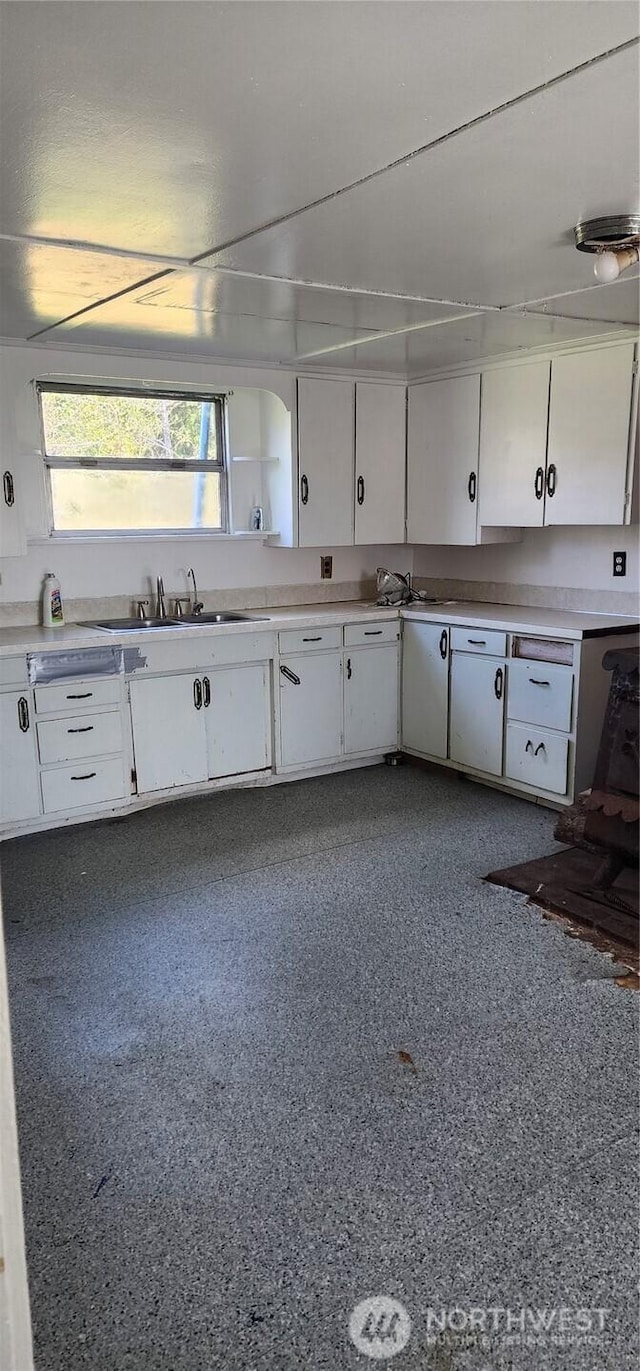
[414,524,639,596]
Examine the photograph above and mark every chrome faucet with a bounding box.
[155,575,167,619]
[186,567,204,616]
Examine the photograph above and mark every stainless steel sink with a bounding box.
[178,612,269,624]
[82,611,269,632]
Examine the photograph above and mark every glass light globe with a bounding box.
[594,251,621,283]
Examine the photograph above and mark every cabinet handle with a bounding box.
[534,742,546,756]
[467,638,486,646]
[3,470,15,507]
[302,636,322,643]
[17,696,29,732]
[193,678,203,710]
[70,772,97,781]
[67,725,94,734]
[66,692,92,699]
[364,629,382,636]
[346,657,352,680]
[439,629,448,660]
[525,740,534,754]
[202,676,211,708]
[529,678,550,687]
[546,463,557,498]
[467,470,477,503]
[300,473,309,505]
[280,664,301,685]
[357,475,365,505]
[494,666,504,700]
[534,466,544,500]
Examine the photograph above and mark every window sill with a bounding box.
[29,530,280,545]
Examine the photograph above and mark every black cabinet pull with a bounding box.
[302,636,322,643]
[280,664,301,686]
[439,629,448,660]
[534,742,546,756]
[193,678,203,710]
[3,470,15,507]
[494,667,504,700]
[67,725,93,734]
[546,463,557,498]
[17,696,29,732]
[71,772,96,781]
[66,692,92,700]
[529,678,550,687]
[525,740,534,754]
[467,470,477,503]
[346,657,352,680]
[468,639,486,646]
[300,474,309,505]
[202,676,211,708]
[364,629,382,636]
[356,475,365,505]
[534,466,544,500]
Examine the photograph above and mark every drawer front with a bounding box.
[37,710,124,765]
[0,656,28,688]
[505,724,569,796]
[35,677,122,715]
[278,626,342,654]
[344,620,399,646]
[512,635,574,666]
[450,626,506,657]
[127,631,275,676]
[507,659,573,731]
[41,757,127,814]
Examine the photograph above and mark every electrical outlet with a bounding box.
[613,550,627,577]
[320,555,333,580]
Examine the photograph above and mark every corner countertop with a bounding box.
[0,599,637,658]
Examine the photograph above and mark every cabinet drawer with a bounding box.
[35,677,121,715]
[507,660,573,731]
[450,627,506,657]
[344,620,399,646]
[278,626,342,654]
[37,710,123,765]
[505,724,569,796]
[41,757,127,813]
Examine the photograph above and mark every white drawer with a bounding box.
[505,723,569,796]
[344,621,399,646]
[37,710,124,765]
[279,626,342,654]
[41,757,127,814]
[450,626,506,657]
[0,656,28,688]
[35,677,122,715]
[507,659,573,732]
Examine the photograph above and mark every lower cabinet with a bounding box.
[343,643,399,755]
[278,652,343,768]
[401,621,449,759]
[449,652,506,776]
[130,664,271,794]
[0,691,41,824]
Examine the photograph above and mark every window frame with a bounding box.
[37,381,230,538]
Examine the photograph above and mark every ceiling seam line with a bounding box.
[25,269,175,341]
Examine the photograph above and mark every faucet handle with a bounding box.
[135,599,150,619]
[173,598,190,618]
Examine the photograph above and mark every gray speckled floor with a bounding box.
[2,764,638,1371]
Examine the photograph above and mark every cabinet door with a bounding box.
[343,644,399,755]
[297,378,354,546]
[355,383,406,544]
[0,692,41,824]
[401,621,449,760]
[545,344,636,526]
[478,362,550,528]
[129,674,207,793]
[278,652,342,768]
[407,375,480,545]
[449,653,505,776]
[205,664,271,779]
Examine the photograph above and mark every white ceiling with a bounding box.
[0,1,638,375]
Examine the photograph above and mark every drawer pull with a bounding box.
[70,772,97,781]
[494,667,504,700]
[17,696,30,732]
[202,676,211,708]
[525,740,534,754]
[280,664,301,686]
[468,639,486,646]
[534,743,546,757]
[67,725,94,734]
[364,629,383,636]
[529,678,550,687]
[302,636,322,643]
[66,692,93,700]
[3,470,15,507]
[439,629,448,660]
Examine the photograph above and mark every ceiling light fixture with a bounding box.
[574,214,640,283]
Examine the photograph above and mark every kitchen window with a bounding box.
[38,383,228,535]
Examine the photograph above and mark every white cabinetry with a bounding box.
[0,397,27,557]
[407,375,480,544]
[355,383,406,544]
[297,378,354,546]
[545,344,636,526]
[278,652,343,768]
[130,673,208,793]
[401,621,449,760]
[0,692,40,824]
[205,664,271,778]
[449,651,505,777]
[343,642,399,755]
[478,362,551,527]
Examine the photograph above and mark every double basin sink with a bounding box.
[83,612,268,633]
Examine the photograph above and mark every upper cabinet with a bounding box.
[545,344,636,527]
[354,382,406,545]
[478,361,551,528]
[407,375,480,545]
[297,378,355,547]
